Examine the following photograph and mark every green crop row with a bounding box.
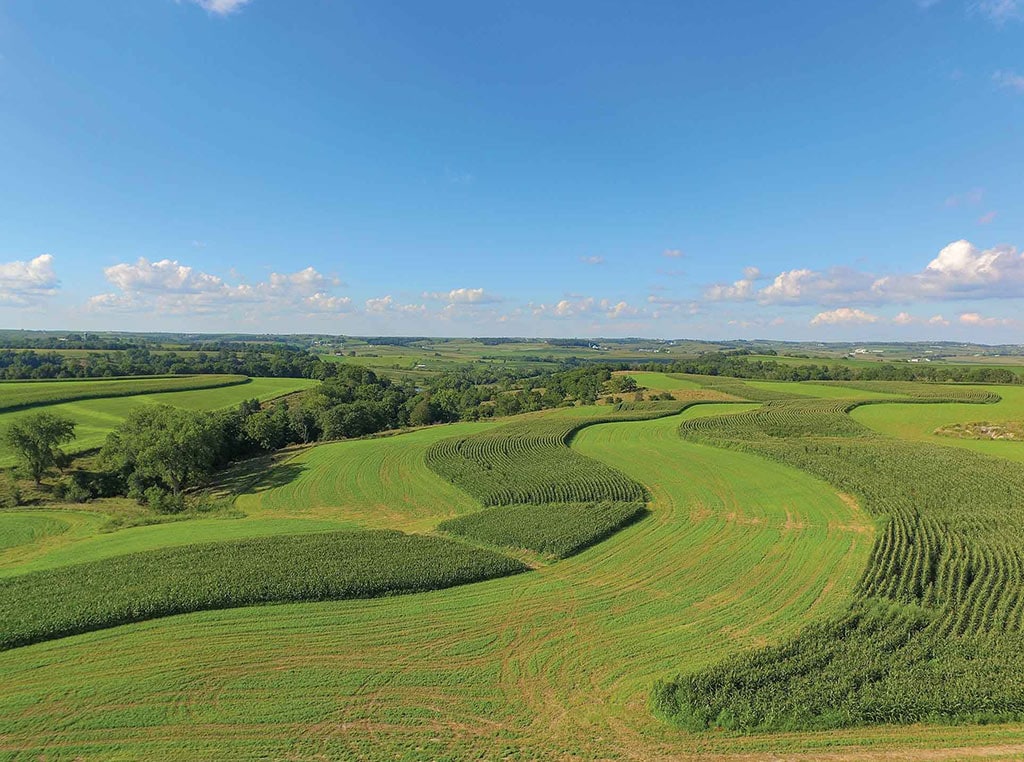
[437,501,646,558]
[658,392,1024,731]
[0,374,251,413]
[0,530,527,650]
[425,404,682,507]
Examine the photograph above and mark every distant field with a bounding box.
[0,404,882,758]
[0,373,248,413]
[852,385,1024,464]
[0,377,316,466]
[626,371,701,391]
[743,379,902,399]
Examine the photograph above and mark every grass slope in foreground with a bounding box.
[0,405,889,760]
[656,390,1024,732]
[0,530,526,650]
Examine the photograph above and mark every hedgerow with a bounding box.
[0,530,527,650]
[657,392,1024,731]
[438,501,647,558]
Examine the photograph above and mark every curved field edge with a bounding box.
[422,401,691,507]
[0,405,882,759]
[655,391,1024,733]
[437,500,648,558]
[0,530,527,650]
[0,374,251,414]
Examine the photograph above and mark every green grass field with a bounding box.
[0,376,316,467]
[4,378,1024,758]
[624,370,702,391]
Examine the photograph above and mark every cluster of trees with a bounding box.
[639,353,1021,385]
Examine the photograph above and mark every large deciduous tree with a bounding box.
[100,405,222,497]
[3,412,76,484]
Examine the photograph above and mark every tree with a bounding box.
[2,412,76,484]
[408,397,441,427]
[100,405,222,497]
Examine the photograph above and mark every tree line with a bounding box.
[637,352,1021,385]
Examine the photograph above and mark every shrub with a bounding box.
[53,475,91,503]
[144,485,185,514]
[0,473,20,508]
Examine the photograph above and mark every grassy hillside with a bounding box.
[0,404,884,759]
[0,376,316,466]
[234,421,496,533]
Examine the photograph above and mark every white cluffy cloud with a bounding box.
[188,0,253,16]
[580,256,606,265]
[959,311,1016,327]
[422,287,501,304]
[707,240,1024,306]
[531,296,642,320]
[89,257,349,316]
[810,308,879,326]
[0,254,59,305]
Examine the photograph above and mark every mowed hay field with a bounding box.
[0,376,317,466]
[236,422,497,533]
[0,404,899,760]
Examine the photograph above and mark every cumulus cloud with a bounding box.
[530,296,644,321]
[810,308,879,326]
[580,256,606,265]
[663,249,684,258]
[90,257,349,316]
[365,295,394,313]
[872,240,1024,301]
[422,287,501,304]
[707,240,1024,306]
[978,210,999,225]
[959,311,1016,327]
[0,254,59,305]
[188,0,253,16]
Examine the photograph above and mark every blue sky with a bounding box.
[0,0,1021,340]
